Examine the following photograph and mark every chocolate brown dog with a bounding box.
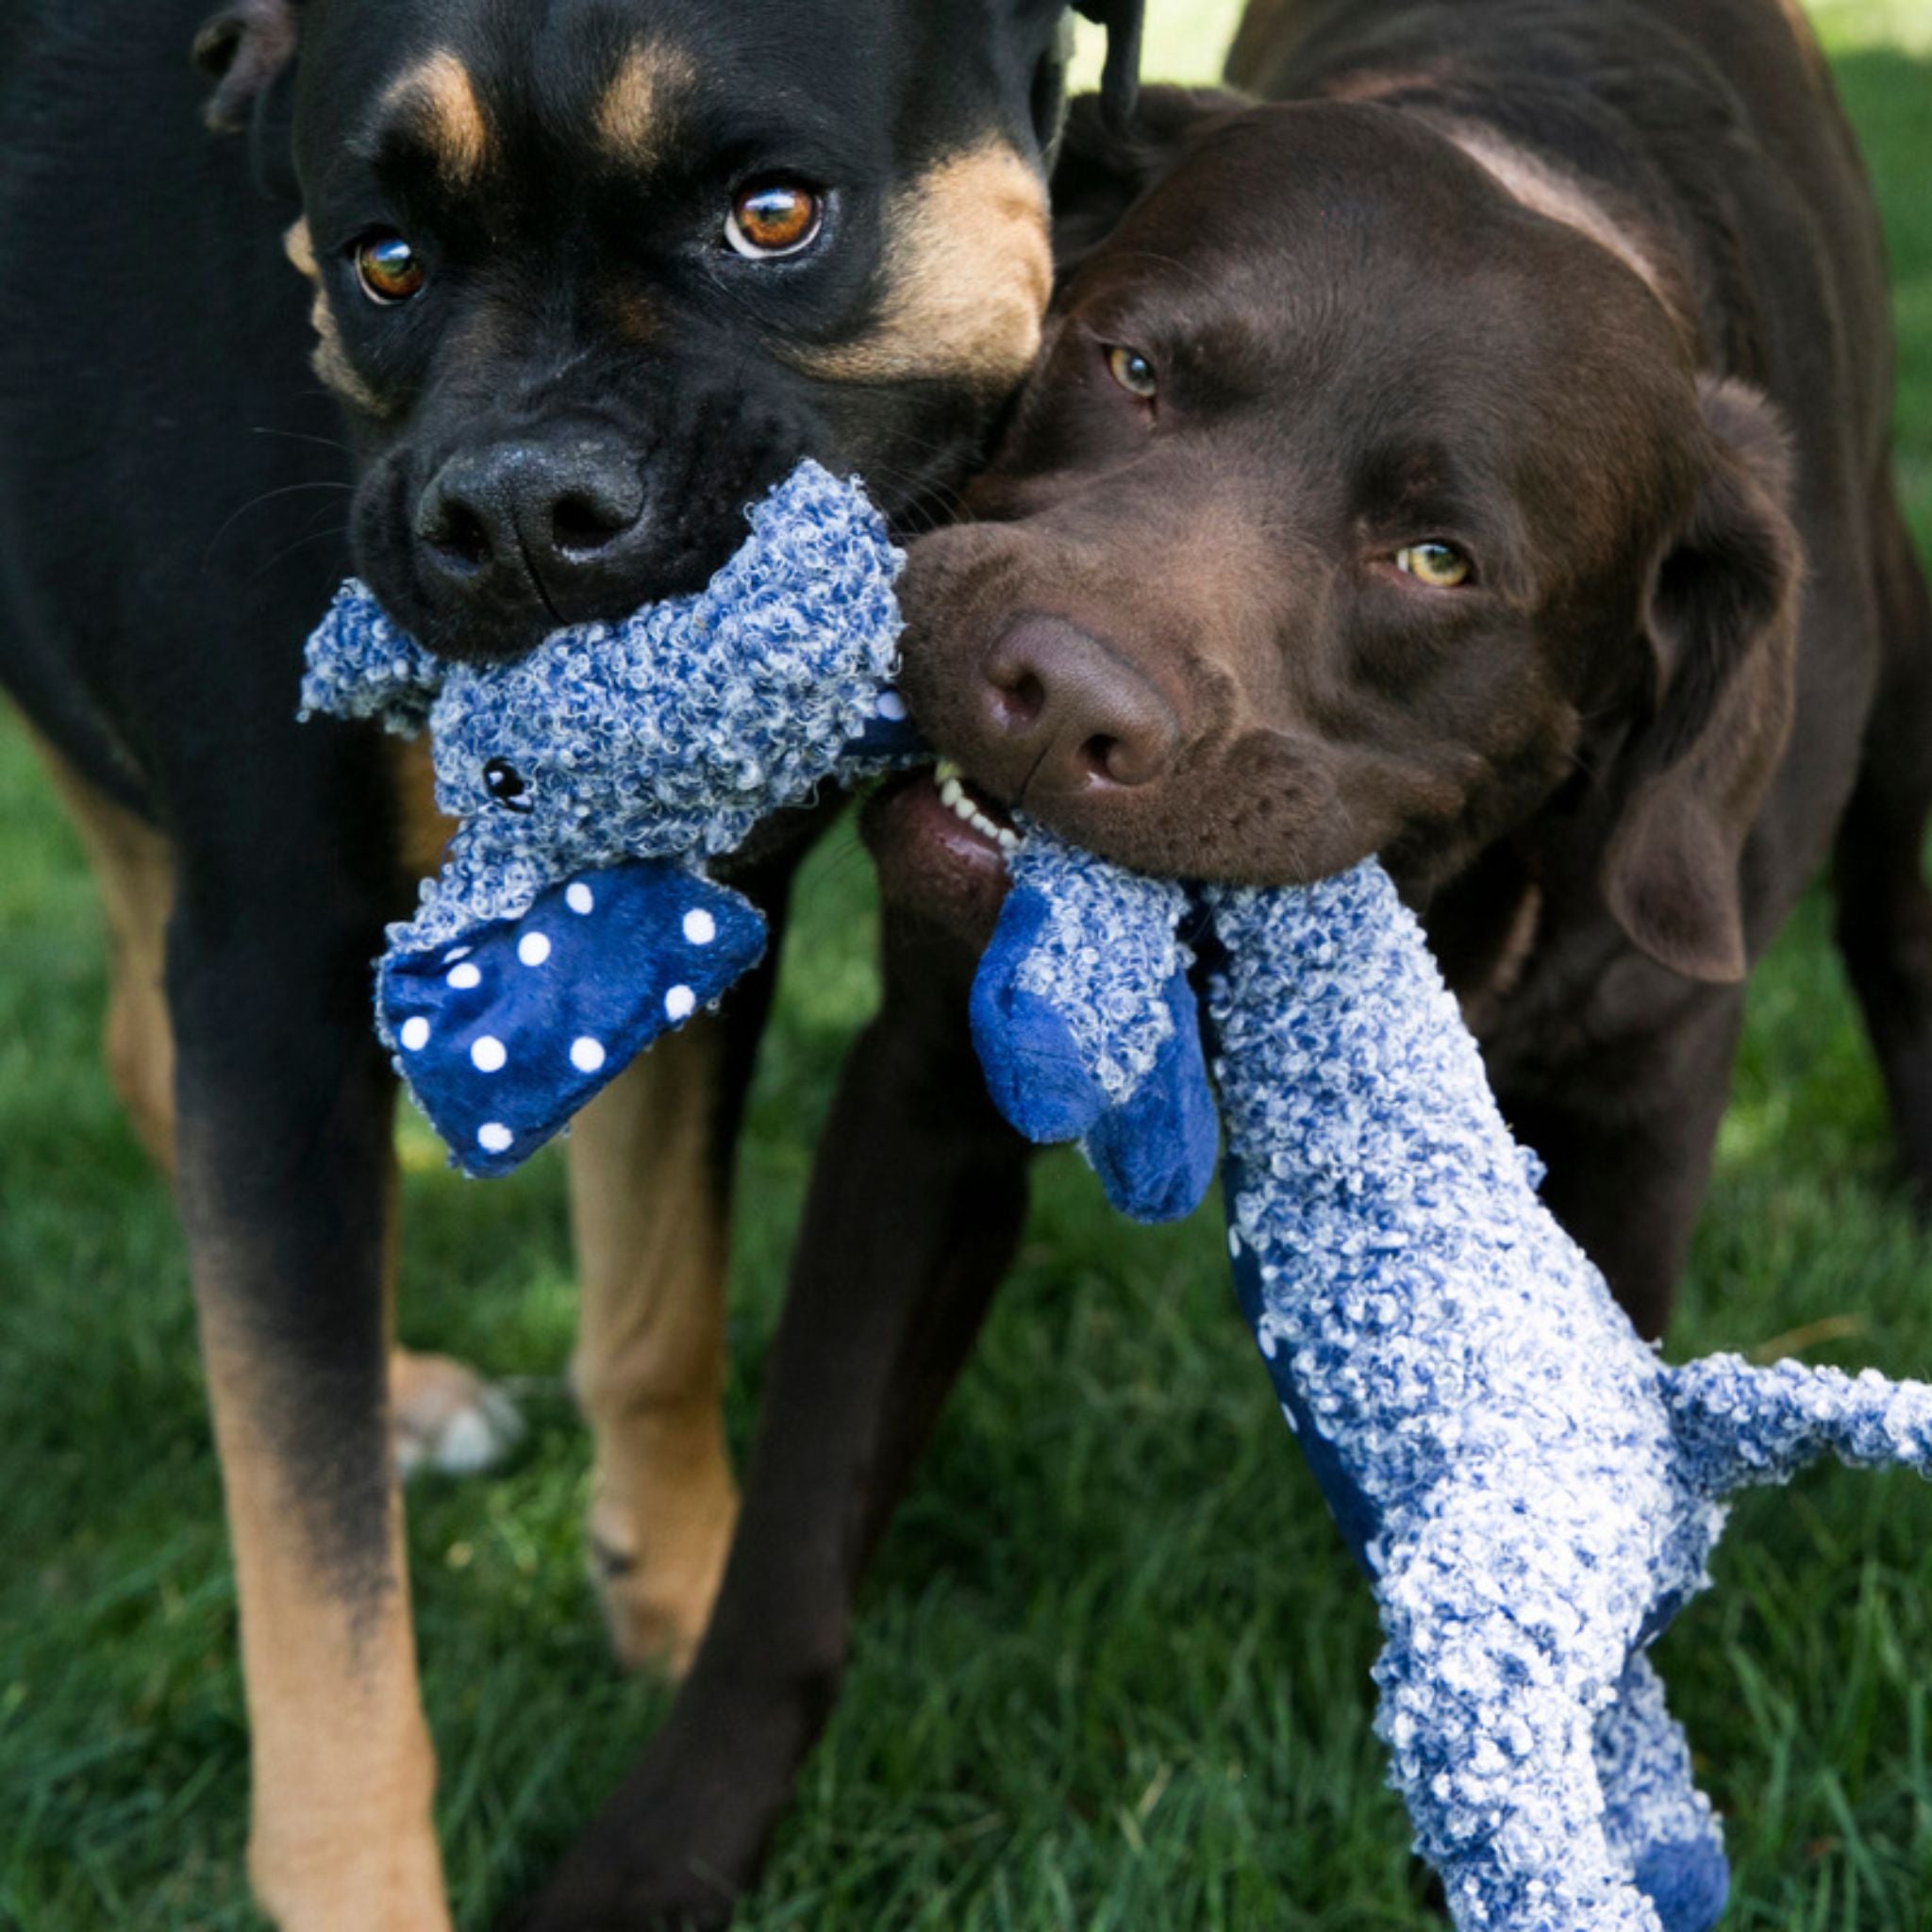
[0,2,1143,1925]
[890,0,1932,1352]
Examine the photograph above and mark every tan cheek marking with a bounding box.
[284,216,391,419]
[791,141,1052,391]
[383,49,491,185]
[596,41,697,169]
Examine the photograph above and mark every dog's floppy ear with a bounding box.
[192,0,300,135]
[1601,378,1801,983]
[1072,0,1146,128]
[1053,84,1245,273]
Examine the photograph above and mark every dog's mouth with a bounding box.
[861,757,1021,944]
[930,757,1021,856]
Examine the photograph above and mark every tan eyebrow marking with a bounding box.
[284,218,390,419]
[596,42,698,169]
[380,49,492,185]
[791,140,1052,391]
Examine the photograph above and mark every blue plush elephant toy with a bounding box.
[301,459,919,1175]
[304,461,1932,1932]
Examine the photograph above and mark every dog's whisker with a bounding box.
[250,524,351,582]
[203,481,356,563]
[248,425,356,458]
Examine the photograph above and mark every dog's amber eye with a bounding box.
[1396,541,1473,589]
[724,180,824,258]
[355,231,425,305]
[1106,345,1158,400]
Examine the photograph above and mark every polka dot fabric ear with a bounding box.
[378,859,765,1177]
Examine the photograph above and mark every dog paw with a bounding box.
[391,1348,525,1479]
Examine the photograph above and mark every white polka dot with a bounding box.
[682,908,717,946]
[399,1016,431,1053]
[471,1035,508,1073]
[477,1122,513,1155]
[447,961,482,991]
[664,985,697,1023]
[566,882,595,915]
[875,690,908,722]
[444,946,473,963]
[517,931,552,967]
[570,1036,607,1074]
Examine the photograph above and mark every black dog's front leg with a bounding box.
[164,732,450,1931]
[516,910,1032,1931]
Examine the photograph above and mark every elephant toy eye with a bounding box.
[483,758,533,812]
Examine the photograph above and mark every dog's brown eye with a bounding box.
[724,181,824,258]
[1106,345,1158,400]
[1396,541,1473,589]
[355,231,425,305]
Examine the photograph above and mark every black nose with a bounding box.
[974,616,1182,801]
[414,437,647,616]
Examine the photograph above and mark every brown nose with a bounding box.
[974,617,1181,802]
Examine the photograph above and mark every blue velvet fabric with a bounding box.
[377,861,765,1178]
[968,855,1218,1221]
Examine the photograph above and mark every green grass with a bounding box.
[6,3,1932,1925]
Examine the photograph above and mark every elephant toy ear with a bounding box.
[968,829,1218,1224]
[378,860,767,1177]
[300,579,445,736]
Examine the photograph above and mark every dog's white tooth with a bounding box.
[940,777,964,808]
[997,828,1021,853]
[934,758,962,784]
[953,794,979,823]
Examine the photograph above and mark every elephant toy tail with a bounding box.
[1665,1352,1932,1498]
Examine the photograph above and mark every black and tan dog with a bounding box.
[528,0,1932,1922]
[0,1,1142,1925]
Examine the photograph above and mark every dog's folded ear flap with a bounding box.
[1053,84,1245,272]
[1602,377,1801,984]
[1072,0,1146,128]
[192,0,300,136]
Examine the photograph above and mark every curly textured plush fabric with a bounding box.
[971,840,1932,1932]
[300,460,919,1174]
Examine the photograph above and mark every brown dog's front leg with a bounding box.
[513,910,1030,1932]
